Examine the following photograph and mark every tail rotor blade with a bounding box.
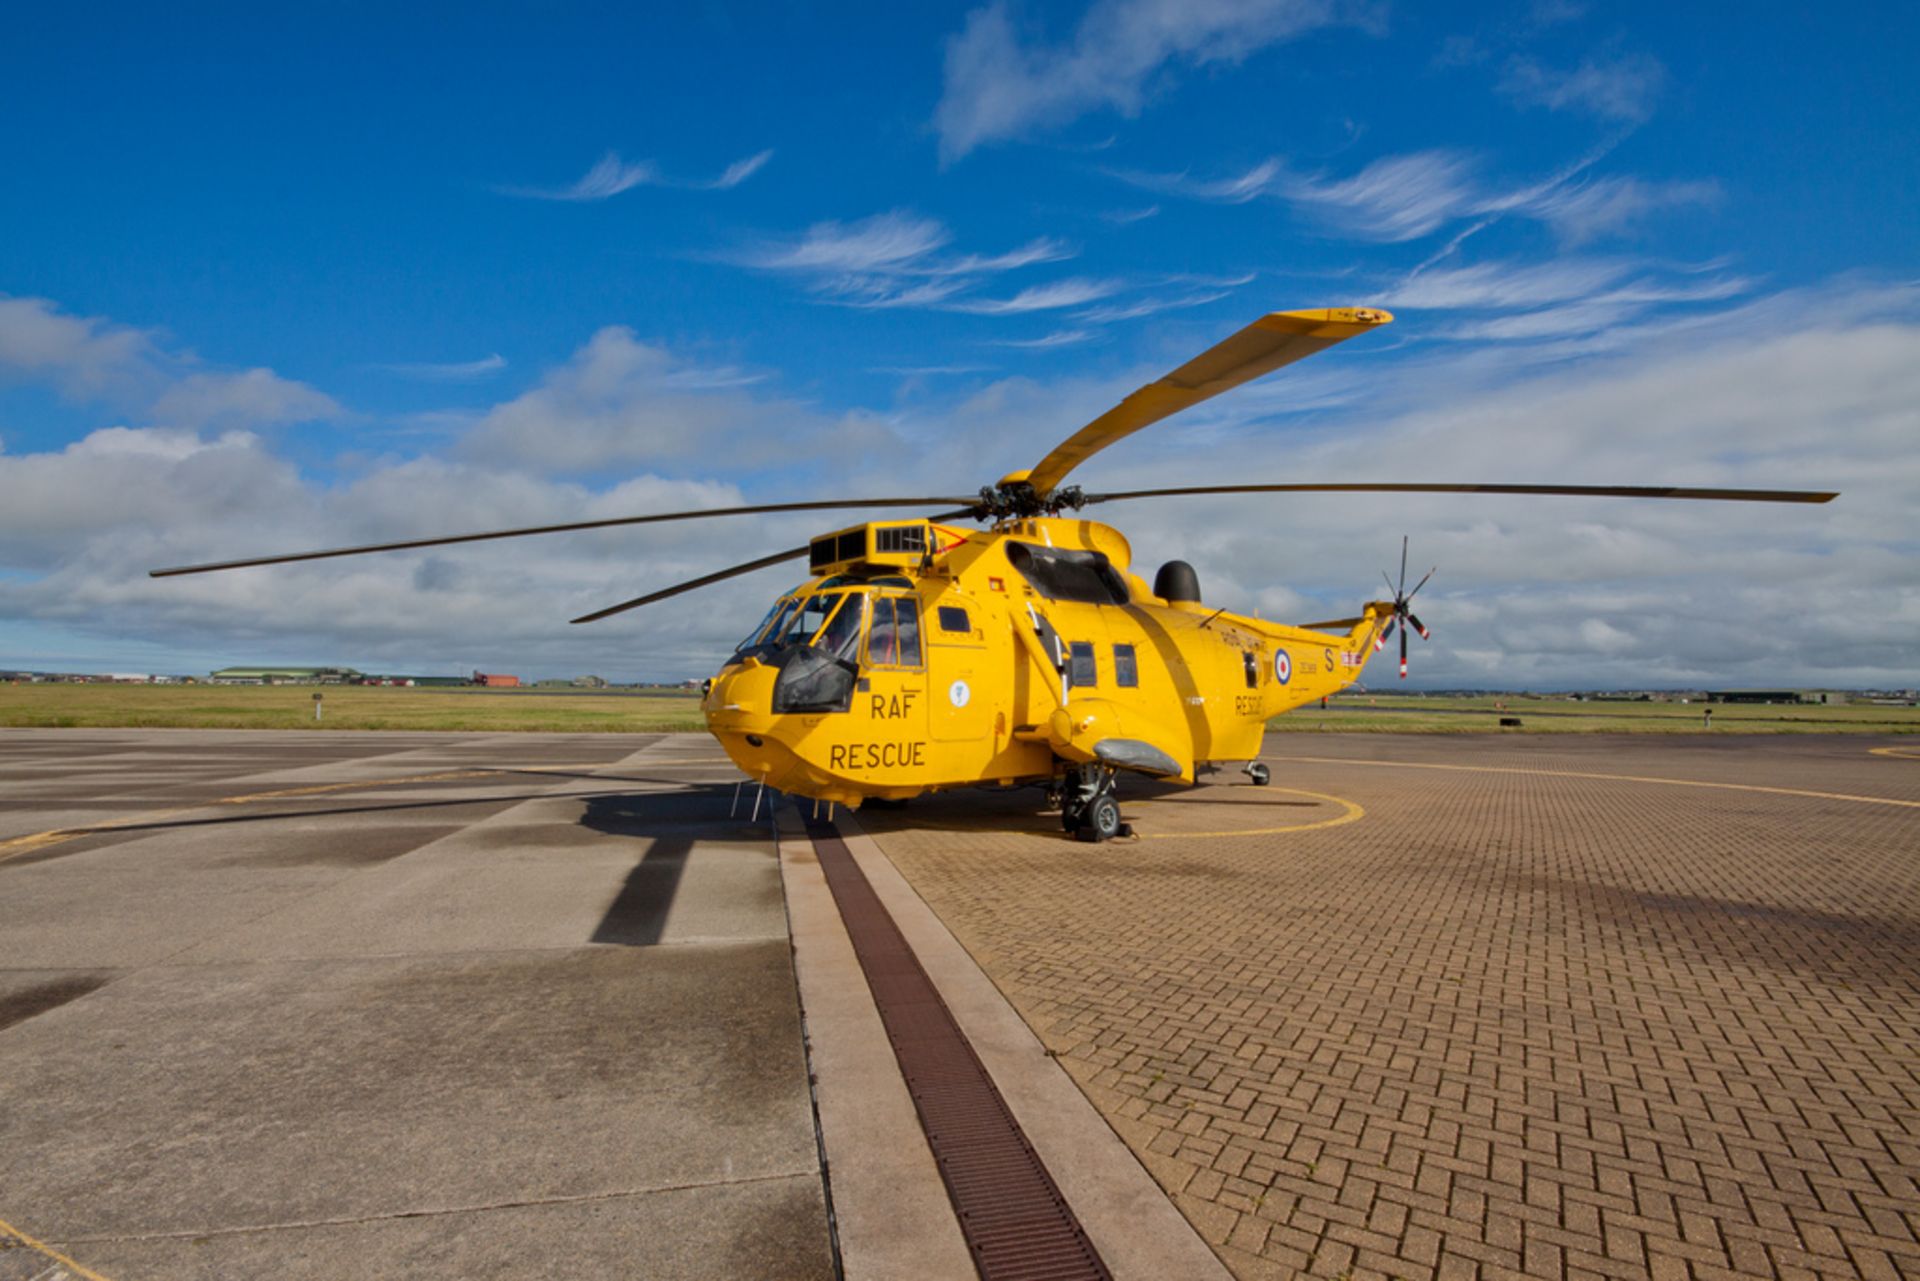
[1408,612,1430,640]
[1399,535,1409,596]
[1399,623,1408,679]
[1406,567,1435,601]
[1379,618,1396,647]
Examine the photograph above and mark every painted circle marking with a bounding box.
[1129,785,1362,839]
[1870,746,1920,760]
[949,679,971,708]
[1273,649,1292,685]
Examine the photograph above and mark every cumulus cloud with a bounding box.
[934,0,1356,161]
[0,295,340,431]
[0,295,164,401]
[150,368,341,428]
[457,327,818,474]
[5,284,1915,688]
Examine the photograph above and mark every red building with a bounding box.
[473,672,520,688]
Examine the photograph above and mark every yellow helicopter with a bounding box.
[153,308,1836,840]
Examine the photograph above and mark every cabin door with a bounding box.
[926,597,992,742]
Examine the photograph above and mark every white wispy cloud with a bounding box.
[502,148,774,200]
[735,210,1095,314]
[1074,290,1230,324]
[1499,53,1666,123]
[948,278,1119,315]
[375,354,509,381]
[1100,204,1161,224]
[710,149,775,189]
[1116,146,1716,245]
[934,0,1358,162]
[988,329,1095,349]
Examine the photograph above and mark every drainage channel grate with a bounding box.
[804,817,1112,1281]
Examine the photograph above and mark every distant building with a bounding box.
[210,666,362,685]
[1704,690,1845,705]
[473,672,520,688]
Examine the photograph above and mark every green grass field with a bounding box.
[1270,694,1919,734]
[1,683,1913,734]
[0,683,708,732]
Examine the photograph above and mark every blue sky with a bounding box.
[2,2,1916,686]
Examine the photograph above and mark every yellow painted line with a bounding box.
[1267,755,1920,810]
[1130,786,1365,839]
[1869,746,1920,760]
[0,762,625,864]
[0,1214,114,1281]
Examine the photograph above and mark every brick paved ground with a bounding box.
[862,736,1920,1281]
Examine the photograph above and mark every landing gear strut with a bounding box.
[1244,762,1270,786]
[1060,765,1131,843]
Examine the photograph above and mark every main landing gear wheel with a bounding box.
[1245,762,1271,787]
[1060,765,1130,842]
[1078,794,1123,843]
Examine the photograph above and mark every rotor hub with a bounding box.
[974,481,1086,521]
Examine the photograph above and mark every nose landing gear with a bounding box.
[1060,765,1131,843]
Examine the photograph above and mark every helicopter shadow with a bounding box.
[580,783,769,946]
[858,776,1326,842]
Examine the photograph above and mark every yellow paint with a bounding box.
[1869,746,1920,760]
[0,763,623,863]
[1267,754,1920,809]
[1130,786,1365,839]
[703,514,1397,808]
[0,1215,114,1281]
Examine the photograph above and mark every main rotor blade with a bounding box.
[149,496,975,578]
[1086,482,1840,505]
[1023,307,1393,497]
[570,547,811,625]
[568,506,980,625]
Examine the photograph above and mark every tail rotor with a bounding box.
[1373,536,1434,679]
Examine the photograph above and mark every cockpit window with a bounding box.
[782,594,837,647]
[813,593,866,660]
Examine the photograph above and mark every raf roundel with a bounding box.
[1273,649,1292,685]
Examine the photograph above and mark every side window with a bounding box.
[893,598,922,667]
[937,605,970,633]
[1243,651,1259,689]
[1114,643,1138,688]
[1069,641,1097,688]
[866,597,924,668]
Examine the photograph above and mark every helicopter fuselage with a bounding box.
[701,516,1393,808]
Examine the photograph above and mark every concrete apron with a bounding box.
[776,803,1228,1281]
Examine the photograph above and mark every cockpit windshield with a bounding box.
[731,586,873,660]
